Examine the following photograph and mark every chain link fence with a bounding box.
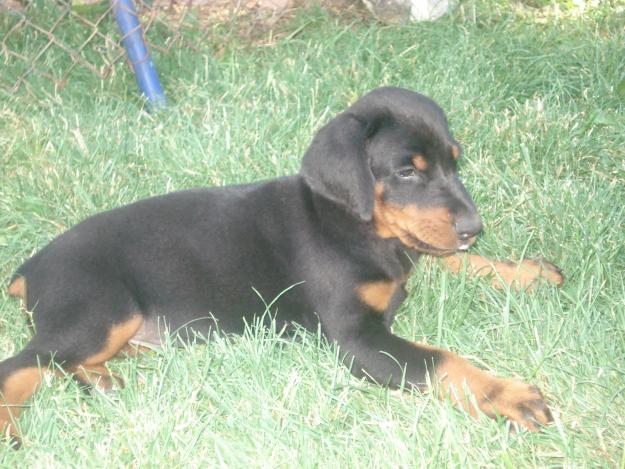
[0,0,312,97]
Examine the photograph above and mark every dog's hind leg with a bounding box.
[69,314,143,390]
[1,278,144,444]
[0,349,47,444]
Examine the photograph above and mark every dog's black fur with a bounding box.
[2,87,554,443]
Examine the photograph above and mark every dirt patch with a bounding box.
[149,0,368,40]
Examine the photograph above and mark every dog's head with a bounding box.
[301,87,482,255]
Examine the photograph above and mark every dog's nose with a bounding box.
[455,214,483,239]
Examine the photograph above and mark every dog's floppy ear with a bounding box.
[300,112,376,221]
[301,87,433,221]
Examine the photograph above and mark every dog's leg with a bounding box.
[72,365,121,391]
[116,343,153,358]
[1,306,142,445]
[442,253,564,289]
[69,314,143,392]
[338,323,552,431]
[0,350,46,446]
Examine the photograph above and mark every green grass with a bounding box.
[1,1,624,466]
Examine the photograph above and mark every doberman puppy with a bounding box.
[2,87,563,444]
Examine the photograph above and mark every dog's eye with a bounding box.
[397,168,417,178]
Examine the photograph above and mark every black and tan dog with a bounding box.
[2,87,563,443]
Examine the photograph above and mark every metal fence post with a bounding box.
[112,0,167,109]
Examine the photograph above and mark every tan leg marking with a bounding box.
[82,315,144,367]
[73,365,120,390]
[357,281,397,312]
[71,315,143,391]
[116,343,153,358]
[423,345,552,431]
[443,253,564,289]
[8,276,27,306]
[0,367,43,438]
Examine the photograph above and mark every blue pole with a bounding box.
[112,0,167,109]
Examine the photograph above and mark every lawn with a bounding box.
[1,1,624,466]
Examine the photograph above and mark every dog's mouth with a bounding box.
[457,236,478,251]
[371,190,479,255]
[406,234,476,255]
[405,233,454,255]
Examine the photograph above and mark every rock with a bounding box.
[361,0,454,23]
[258,0,293,12]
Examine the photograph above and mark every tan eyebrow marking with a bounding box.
[412,154,428,171]
[451,145,461,160]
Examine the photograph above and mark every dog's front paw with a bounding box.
[479,378,553,432]
[434,351,554,431]
[441,254,564,290]
[514,259,564,289]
